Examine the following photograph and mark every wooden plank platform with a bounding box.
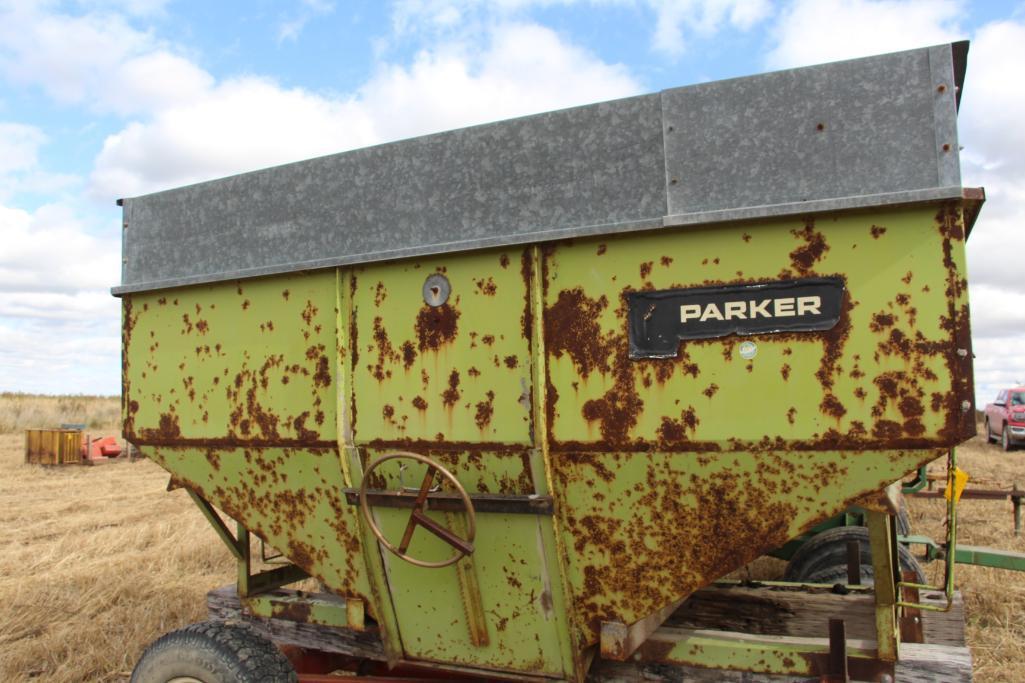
[208,583,972,681]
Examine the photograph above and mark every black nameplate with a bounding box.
[627,277,845,359]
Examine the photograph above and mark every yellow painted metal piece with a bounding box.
[946,467,969,502]
[24,429,80,465]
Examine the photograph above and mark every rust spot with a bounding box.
[504,355,519,369]
[820,393,846,419]
[786,407,797,424]
[499,253,510,268]
[374,282,387,307]
[639,261,653,279]
[468,367,480,377]
[301,301,318,326]
[481,335,495,346]
[474,277,497,296]
[596,244,607,256]
[788,220,829,274]
[141,412,181,440]
[313,354,331,388]
[282,289,290,300]
[242,299,250,310]
[292,412,319,442]
[371,316,398,381]
[870,312,895,332]
[401,340,417,369]
[660,256,673,267]
[742,233,752,242]
[780,364,791,381]
[441,370,461,406]
[415,303,460,351]
[412,396,428,411]
[521,249,534,341]
[545,288,613,378]
[702,383,719,398]
[382,405,395,421]
[656,408,698,447]
[474,391,495,429]
[870,225,887,239]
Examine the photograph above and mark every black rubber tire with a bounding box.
[985,418,995,444]
[784,525,925,585]
[1003,426,1014,452]
[890,494,912,537]
[130,620,297,683]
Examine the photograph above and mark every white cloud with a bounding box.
[77,0,171,17]
[0,203,120,294]
[90,21,640,199]
[765,0,963,69]
[278,0,336,43]
[389,0,773,56]
[0,2,207,116]
[649,0,773,56]
[0,122,46,174]
[0,201,121,393]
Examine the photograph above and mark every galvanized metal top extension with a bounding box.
[113,42,969,295]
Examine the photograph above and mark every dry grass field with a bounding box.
[0,395,1023,681]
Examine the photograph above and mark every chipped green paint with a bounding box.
[123,203,975,681]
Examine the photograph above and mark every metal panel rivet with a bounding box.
[937,84,947,93]
[670,177,679,185]
[816,122,825,132]
[942,143,951,152]
[422,273,451,307]
[962,401,972,412]
[956,348,968,357]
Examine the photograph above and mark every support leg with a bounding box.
[866,510,900,662]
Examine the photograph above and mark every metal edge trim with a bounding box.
[111,216,665,295]
[662,187,965,229]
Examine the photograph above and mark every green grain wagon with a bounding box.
[119,42,981,682]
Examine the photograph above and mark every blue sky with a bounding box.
[1,0,1024,409]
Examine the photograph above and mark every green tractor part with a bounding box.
[120,42,980,682]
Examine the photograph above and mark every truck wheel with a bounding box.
[783,526,925,585]
[1002,426,1013,452]
[985,419,995,444]
[130,621,297,683]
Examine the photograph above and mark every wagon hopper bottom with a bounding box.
[118,42,980,681]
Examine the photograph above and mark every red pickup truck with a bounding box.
[983,387,1025,451]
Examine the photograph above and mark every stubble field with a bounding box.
[0,395,1023,681]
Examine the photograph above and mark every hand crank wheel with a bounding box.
[359,452,476,568]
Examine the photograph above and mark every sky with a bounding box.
[0,0,1023,411]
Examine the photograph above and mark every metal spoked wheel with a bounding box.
[130,621,296,683]
[359,451,476,568]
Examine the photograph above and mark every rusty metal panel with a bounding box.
[358,448,567,675]
[542,202,974,644]
[123,270,338,446]
[122,270,375,608]
[350,248,534,448]
[147,444,374,606]
[543,204,973,450]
